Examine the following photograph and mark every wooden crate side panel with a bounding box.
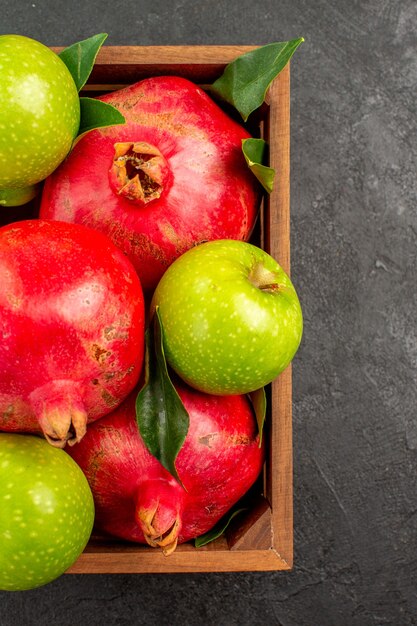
[265,66,294,569]
[67,545,290,574]
[227,496,272,551]
[53,45,258,85]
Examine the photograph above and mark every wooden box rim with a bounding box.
[59,45,294,574]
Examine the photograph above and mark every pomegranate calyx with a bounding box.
[109,141,169,205]
[136,479,183,556]
[138,501,159,537]
[139,507,181,557]
[38,406,88,448]
[29,381,88,448]
[138,507,181,556]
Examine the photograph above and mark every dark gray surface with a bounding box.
[1,1,416,625]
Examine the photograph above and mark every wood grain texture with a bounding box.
[265,65,294,568]
[227,496,272,551]
[66,541,291,574]
[51,46,294,574]
[53,45,259,84]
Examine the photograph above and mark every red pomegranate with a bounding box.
[68,381,265,554]
[0,219,145,447]
[39,76,260,292]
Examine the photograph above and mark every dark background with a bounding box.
[1,1,416,624]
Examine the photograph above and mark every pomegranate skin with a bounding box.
[68,381,265,553]
[0,219,145,446]
[40,76,260,292]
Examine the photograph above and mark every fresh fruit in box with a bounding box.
[0,219,145,447]
[68,380,264,555]
[0,433,94,591]
[152,239,303,395]
[0,37,305,573]
[39,75,260,292]
[0,35,80,206]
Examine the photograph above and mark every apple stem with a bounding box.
[248,261,283,293]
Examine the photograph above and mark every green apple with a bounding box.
[152,239,303,395]
[0,184,39,207]
[0,433,94,591]
[0,34,80,205]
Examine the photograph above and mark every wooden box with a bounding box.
[4,47,294,573]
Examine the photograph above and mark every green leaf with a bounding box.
[136,307,189,486]
[248,387,267,447]
[242,138,275,193]
[195,508,247,548]
[210,38,304,121]
[78,98,125,136]
[59,33,108,92]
